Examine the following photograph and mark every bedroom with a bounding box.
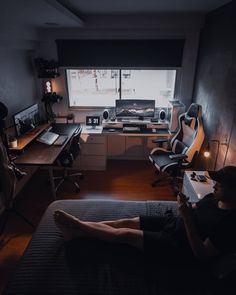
[0,0,236,294]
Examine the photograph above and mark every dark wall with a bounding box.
[0,49,38,128]
[193,1,236,170]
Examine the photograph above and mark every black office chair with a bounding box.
[149,103,205,187]
[53,127,83,193]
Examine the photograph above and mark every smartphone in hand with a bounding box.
[177,191,189,203]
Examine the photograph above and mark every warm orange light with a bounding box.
[204,151,210,158]
[203,143,210,158]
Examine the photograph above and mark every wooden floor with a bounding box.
[0,160,177,293]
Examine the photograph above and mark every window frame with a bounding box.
[65,67,180,110]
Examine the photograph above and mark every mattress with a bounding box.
[4,199,201,295]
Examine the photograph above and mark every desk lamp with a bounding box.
[204,140,228,170]
[42,80,63,122]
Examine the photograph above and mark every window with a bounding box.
[66,69,176,108]
[121,70,176,107]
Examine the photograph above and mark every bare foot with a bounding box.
[54,210,85,241]
[54,210,81,227]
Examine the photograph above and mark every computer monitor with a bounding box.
[13,103,41,137]
[115,99,155,118]
[86,116,100,129]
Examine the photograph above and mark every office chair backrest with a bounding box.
[67,127,82,165]
[170,103,205,165]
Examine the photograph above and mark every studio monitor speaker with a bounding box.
[159,109,166,121]
[103,109,109,120]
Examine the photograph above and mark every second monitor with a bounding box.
[13,103,42,137]
[115,99,155,120]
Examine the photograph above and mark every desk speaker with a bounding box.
[159,110,166,121]
[103,109,109,120]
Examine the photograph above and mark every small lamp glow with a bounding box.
[46,81,51,92]
[203,140,228,170]
[204,151,210,158]
[203,144,210,158]
[44,80,52,93]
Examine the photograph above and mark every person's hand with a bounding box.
[177,192,192,221]
[177,192,189,204]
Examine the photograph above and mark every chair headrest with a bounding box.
[186,103,200,119]
[184,103,201,128]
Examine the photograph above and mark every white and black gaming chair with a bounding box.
[149,103,205,186]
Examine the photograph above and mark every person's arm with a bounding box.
[177,193,219,259]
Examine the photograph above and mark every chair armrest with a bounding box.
[169,154,188,160]
[152,138,168,144]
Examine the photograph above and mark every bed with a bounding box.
[3,199,234,295]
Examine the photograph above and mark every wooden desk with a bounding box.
[9,123,50,151]
[14,123,80,199]
[79,126,171,170]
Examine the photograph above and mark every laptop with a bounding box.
[37,131,59,145]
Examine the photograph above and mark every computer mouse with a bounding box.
[152,128,156,132]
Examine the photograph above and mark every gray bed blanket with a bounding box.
[3,200,221,295]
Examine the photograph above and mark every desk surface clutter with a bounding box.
[14,123,80,165]
[9,123,50,151]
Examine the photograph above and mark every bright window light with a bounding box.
[66,69,176,108]
[67,69,120,107]
[121,70,176,108]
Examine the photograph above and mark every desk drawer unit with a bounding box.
[107,134,169,160]
[107,135,145,159]
[78,134,107,170]
[107,135,126,158]
[125,136,144,158]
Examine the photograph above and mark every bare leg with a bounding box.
[54,210,85,241]
[54,210,143,250]
[99,217,140,229]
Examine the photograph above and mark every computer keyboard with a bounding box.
[37,131,59,145]
[123,127,141,133]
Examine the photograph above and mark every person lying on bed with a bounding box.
[54,166,236,262]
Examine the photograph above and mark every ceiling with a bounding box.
[66,0,231,14]
[0,0,231,29]
[0,0,232,49]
